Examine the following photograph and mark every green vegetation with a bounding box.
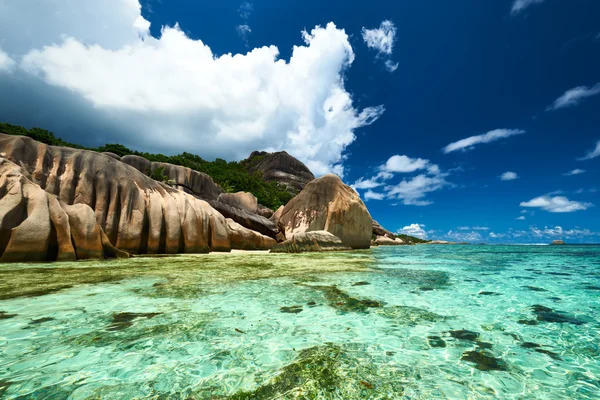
[0,122,293,209]
[396,234,430,244]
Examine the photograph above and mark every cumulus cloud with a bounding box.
[386,174,449,206]
[0,48,16,72]
[500,171,519,181]
[578,140,600,161]
[547,83,600,111]
[398,223,427,239]
[442,129,525,154]
[364,190,385,201]
[520,195,593,213]
[236,24,252,45]
[516,216,526,220]
[381,155,432,173]
[563,169,586,176]
[511,0,547,15]
[0,1,385,177]
[362,20,398,73]
[458,226,489,231]
[352,154,448,206]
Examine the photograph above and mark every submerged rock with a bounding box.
[0,311,17,320]
[222,343,405,399]
[530,304,586,325]
[461,350,508,371]
[427,336,447,348]
[106,312,162,332]
[271,231,351,253]
[280,305,303,314]
[303,284,384,314]
[449,330,480,341]
[377,306,447,326]
[278,174,372,249]
[523,286,548,292]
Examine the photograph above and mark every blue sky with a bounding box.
[0,0,598,243]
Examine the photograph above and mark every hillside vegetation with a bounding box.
[0,122,293,209]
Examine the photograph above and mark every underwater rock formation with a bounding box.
[0,134,276,261]
[278,174,372,249]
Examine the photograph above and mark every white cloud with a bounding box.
[386,174,449,206]
[398,223,427,239]
[500,171,519,181]
[238,1,253,19]
[384,60,398,72]
[237,2,253,46]
[0,48,15,72]
[520,195,593,213]
[516,216,526,220]
[0,1,385,176]
[511,0,547,15]
[362,20,396,55]
[362,20,397,73]
[364,190,385,201]
[236,24,252,45]
[563,168,586,176]
[381,155,431,173]
[547,83,600,111]
[442,129,525,154]
[446,230,482,242]
[578,140,600,161]
[458,226,489,231]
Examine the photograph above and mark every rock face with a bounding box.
[208,200,280,240]
[121,155,224,201]
[373,220,395,238]
[551,240,566,245]
[217,192,258,214]
[0,133,276,261]
[245,151,315,195]
[271,231,351,253]
[374,236,405,246]
[278,174,372,249]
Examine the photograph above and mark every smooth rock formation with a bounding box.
[257,204,274,219]
[373,220,395,238]
[245,151,315,195]
[278,174,372,249]
[271,231,351,253]
[121,155,224,201]
[374,236,405,246]
[217,191,258,214]
[226,219,277,250]
[102,152,121,161]
[551,240,566,245]
[208,200,280,240]
[0,133,276,261]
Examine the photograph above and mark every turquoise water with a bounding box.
[0,245,599,399]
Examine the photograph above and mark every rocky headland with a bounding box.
[0,130,417,262]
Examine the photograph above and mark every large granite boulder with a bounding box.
[208,200,280,240]
[0,158,128,261]
[374,236,405,246]
[245,151,315,195]
[0,133,276,261]
[373,220,395,238]
[271,231,350,253]
[121,155,224,201]
[278,174,372,249]
[217,192,258,214]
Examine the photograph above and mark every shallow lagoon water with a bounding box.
[0,245,599,399]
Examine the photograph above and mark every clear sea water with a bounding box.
[0,245,599,399]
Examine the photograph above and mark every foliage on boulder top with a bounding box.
[0,122,293,209]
